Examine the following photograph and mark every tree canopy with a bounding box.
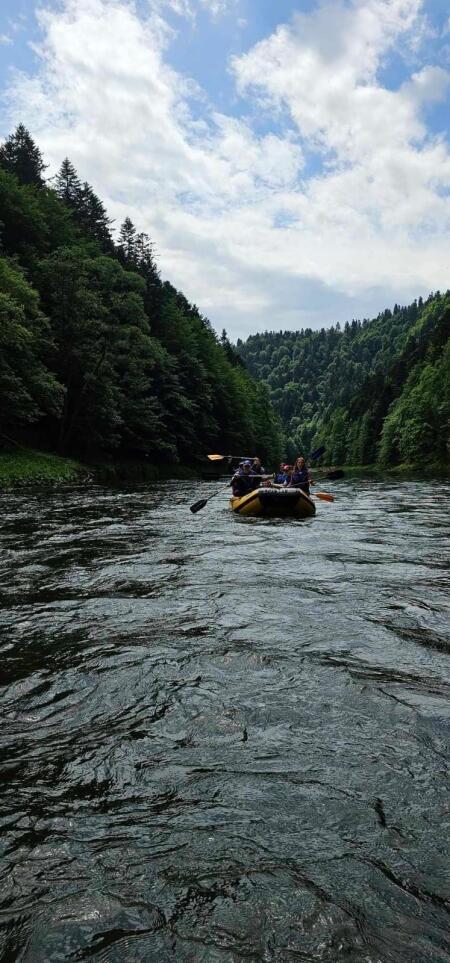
[0,125,282,466]
[237,295,449,469]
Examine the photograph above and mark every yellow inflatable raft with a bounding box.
[230,486,316,518]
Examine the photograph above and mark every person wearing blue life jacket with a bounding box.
[274,463,289,484]
[231,460,261,497]
[288,456,312,495]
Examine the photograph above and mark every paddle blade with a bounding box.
[314,491,334,502]
[326,469,345,480]
[310,446,326,461]
[207,454,225,461]
[190,499,208,513]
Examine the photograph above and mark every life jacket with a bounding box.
[232,473,260,497]
[290,468,310,491]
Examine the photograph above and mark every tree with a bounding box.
[54,158,82,208]
[118,217,137,266]
[134,232,162,323]
[0,124,47,187]
[77,183,113,250]
[55,161,113,251]
[0,258,63,435]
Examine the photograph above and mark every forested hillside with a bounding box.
[0,125,282,467]
[237,293,449,469]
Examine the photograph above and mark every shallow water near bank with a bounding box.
[0,477,449,962]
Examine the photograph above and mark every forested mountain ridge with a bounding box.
[237,292,449,468]
[0,125,282,467]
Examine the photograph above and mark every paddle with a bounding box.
[190,481,232,514]
[191,472,276,513]
[313,491,334,502]
[309,445,326,461]
[308,446,344,481]
[207,453,250,461]
[207,447,326,464]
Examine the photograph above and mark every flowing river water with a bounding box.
[0,476,449,963]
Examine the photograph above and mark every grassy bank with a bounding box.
[0,448,201,490]
[0,449,86,489]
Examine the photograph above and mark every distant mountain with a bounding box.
[237,292,449,469]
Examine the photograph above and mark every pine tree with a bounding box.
[54,158,82,208]
[118,217,137,266]
[0,124,47,187]
[78,182,113,249]
[134,232,162,324]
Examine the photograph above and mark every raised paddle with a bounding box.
[207,447,326,463]
[306,447,341,486]
[309,445,326,461]
[207,453,251,461]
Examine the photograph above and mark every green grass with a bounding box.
[0,449,85,488]
[0,447,202,489]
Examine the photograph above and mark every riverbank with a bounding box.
[0,448,201,490]
[328,462,449,477]
[1,448,447,491]
[0,449,86,489]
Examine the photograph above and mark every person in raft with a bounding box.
[252,457,265,475]
[287,456,312,495]
[231,460,261,497]
[274,463,290,484]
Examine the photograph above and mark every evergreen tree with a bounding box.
[78,182,113,249]
[54,158,82,208]
[134,232,163,322]
[54,161,113,251]
[0,124,47,188]
[118,217,137,266]
[0,258,63,435]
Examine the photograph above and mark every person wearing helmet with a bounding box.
[231,460,260,497]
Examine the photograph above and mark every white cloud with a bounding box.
[404,65,450,105]
[0,34,13,45]
[200,0,237,15]
[1,0,449,338]
[149,0,237,22]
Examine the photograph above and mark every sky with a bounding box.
[0,0,449,339]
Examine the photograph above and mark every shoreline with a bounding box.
[0,448,199,490]
[0,448,448,491]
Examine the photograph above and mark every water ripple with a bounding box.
[0,477,449,961]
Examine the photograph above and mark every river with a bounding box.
[0,476,449,962]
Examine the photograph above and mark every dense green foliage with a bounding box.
[0,126,282,467]
[238,294,449,468]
